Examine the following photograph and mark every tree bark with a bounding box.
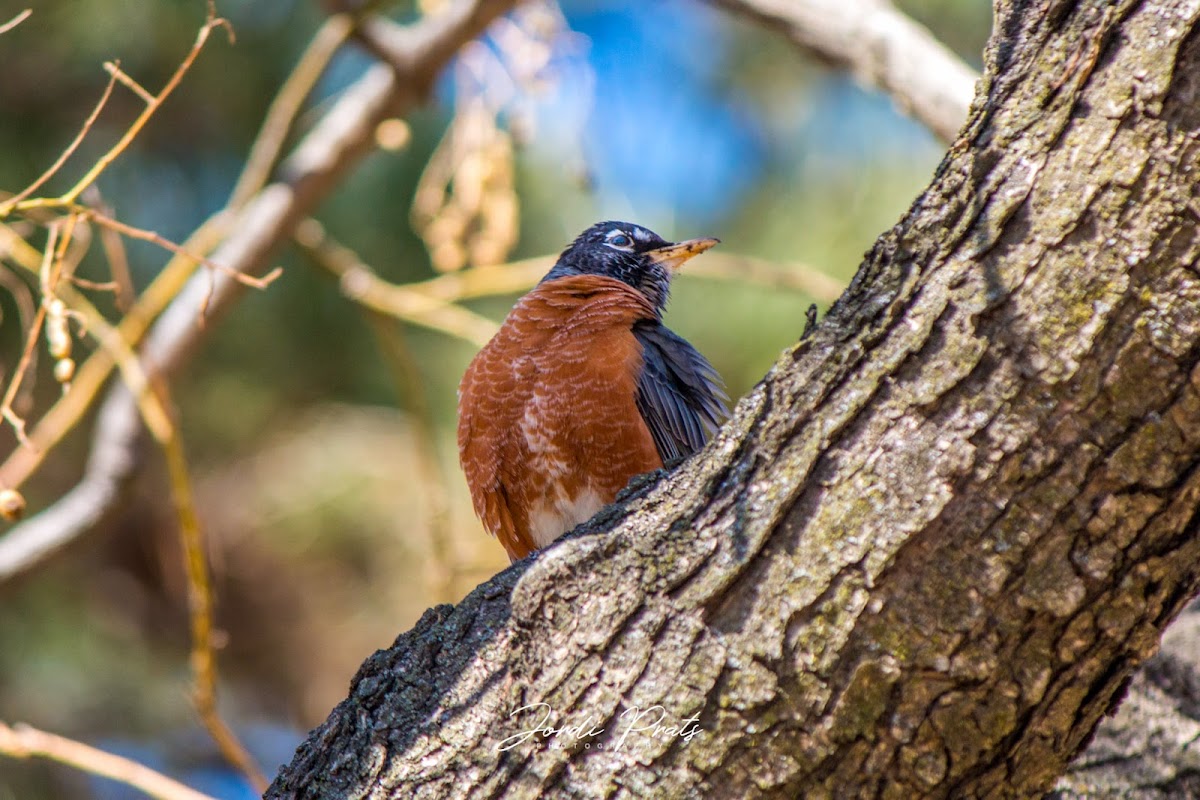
[267,0,1200,797]
[1054,603,1200,798]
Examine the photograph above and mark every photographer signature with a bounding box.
[497,702,702,752]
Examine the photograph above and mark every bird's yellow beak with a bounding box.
[646,237,719,271]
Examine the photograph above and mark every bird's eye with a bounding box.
[606,232,633,249]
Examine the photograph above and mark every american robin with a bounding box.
[457,220,729,561]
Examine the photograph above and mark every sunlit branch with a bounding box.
[0,71,118,215]
[0,721,218,800]
[0,9,31,36]
[0,0,523,582]
[295,219,500,347]
[712,0,978,143]
[0,214,229,506]
[0,227,56,450]
[104,60,156,105]
[159,413,269,793]
[228,13,357,209]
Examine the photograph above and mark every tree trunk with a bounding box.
[267,0,1200,796]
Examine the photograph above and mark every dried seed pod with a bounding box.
[47,319,71,359]
[54,357,75,384]
[0,488,26,521]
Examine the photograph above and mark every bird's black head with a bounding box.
[541,220,719,313]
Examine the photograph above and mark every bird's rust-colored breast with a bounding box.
[457,274,663,560]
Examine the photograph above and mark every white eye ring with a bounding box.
[605,231,634,250]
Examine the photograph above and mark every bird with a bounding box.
[457,220,729,562]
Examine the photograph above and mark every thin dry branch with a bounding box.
[0,9,30,36]
[1,219,256,783]
[228,13,356,209]
[104,60,156,105]
[56,10,232,206]
[0,227,57,449]
[307,219,843,347]
[686,253,845,301]
[296,219,500,347]
[406,251,845,305]
[0,208,263,462]
[0,0,522,579]
[0,215,229,508]
[85,209,283,294]
[0,721,217,800]
[1,7,231,217]
[712,0,978,143]
[83,187,136,310]
[0,71,118,212]
[159,415,268,793]
[0,268,36,368]
[60,286,174,442]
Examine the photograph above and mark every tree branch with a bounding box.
[0,0,519,582]
[712,0,978,143]
[0,721,218,800]
[267,0,1200,796]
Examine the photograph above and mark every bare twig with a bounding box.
[0,215,229,506]
[295,219,499,346]
[0,9,31,36]
[306,222,842,347]
[55,9,232,206]
[0,210,258,789]
[685,252,844,302]
[0,227,57,449]
[0,71,118,213]
[0,268,36,360]
[69,275,119,292]
[407,251,845,304]
[85,209,283,293]
[0,720,218,800]
[61,286,174,442]
[33,279,255,786]
[105,60,156,105]
[0,385,141,580]
[0,0,522,579]
[0,259,38,414]
[3,7,232,217]
[228,13,356,209]
[159,414,268,792]
[711,0,978,143]
[83,188,137,310]
[362,315,458,603]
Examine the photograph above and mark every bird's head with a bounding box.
[542,220,719,313]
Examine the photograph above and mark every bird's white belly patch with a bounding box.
[527,485,606,549]
[520,391,608,547]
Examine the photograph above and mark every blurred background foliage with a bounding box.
[0,0,989,796]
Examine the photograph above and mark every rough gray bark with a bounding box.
[268,0,1200,797]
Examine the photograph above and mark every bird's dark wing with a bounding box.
[632,321,729,464]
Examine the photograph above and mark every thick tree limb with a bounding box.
[267,0,1200,797]
[712,0,978,143]
[0,0,518,582]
